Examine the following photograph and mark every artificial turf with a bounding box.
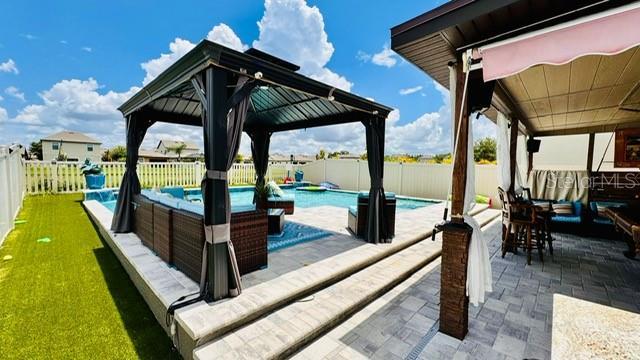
[0,194,179,359]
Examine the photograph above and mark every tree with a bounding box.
[166,143,188,160]
[235,153,244,163]
[316,149,326,160]
[29,141,42,160]
[473,137,497,163]
[430,153,451,164]
[102,145,127,162]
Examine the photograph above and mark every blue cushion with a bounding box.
[551,215,581,224]
[593,217,614,225]
[161,186,185,199]
[155,194,181,209]
[268,194,295,202]
[349,205,357,216]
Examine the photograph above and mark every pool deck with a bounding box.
[84,199,498,359]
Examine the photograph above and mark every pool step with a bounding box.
[193,209,501,359]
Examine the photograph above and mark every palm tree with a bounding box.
[167,143,188,160]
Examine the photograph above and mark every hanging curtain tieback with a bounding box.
[204,223,231,244]
[204,169,227,181]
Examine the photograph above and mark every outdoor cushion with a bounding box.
[552,202,573,215]
[267,181,285,197]
[349,205,358,216]
[589,201,626,216]
[154,194,181,209]
[160,186,185,199]
[532,200,551,211]
[593,217,614,225]
[268,194,295,202]
[551,215,582,224]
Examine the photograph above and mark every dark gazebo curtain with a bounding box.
[111,114,153,233]
[363,118,389,243]
[200,67,257,300]
[249,130,272,203]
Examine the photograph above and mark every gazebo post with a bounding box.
[202,66,231,300]
[439,58,472,340]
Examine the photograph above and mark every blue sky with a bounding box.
[0,0,495,156]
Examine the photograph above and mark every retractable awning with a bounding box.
[476,1,640,81]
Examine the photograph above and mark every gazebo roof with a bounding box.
[119,40,392,133]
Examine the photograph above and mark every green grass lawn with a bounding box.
[0,194,179,359]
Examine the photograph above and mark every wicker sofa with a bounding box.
[132,191,268,282]
[347,191,396,238]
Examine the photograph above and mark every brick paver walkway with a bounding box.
[295,221,640,359]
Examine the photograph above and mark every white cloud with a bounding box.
[60,40,68,45]
[0,59,19,74]
[357,45,399,68]
[20,33,37,40]
[399,85,423,95]
[5,86,25,102]
[140,23,248,86]
[206,23,248,52]
[6,79,138,145]
[0,95,4,101]
[82,47,92,53]
[371,46,398,68]
[141,38,195,86]
[252,0,352,91]
[0,106,7,123]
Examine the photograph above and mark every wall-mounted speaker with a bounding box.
[527,138,541,153]
[466,69,496,113]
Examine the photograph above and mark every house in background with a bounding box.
[41,131,101,162]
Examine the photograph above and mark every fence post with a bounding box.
[323,159,327,182]
[398,162,403,195]
[194,161,202,185]
[51,161,59,194]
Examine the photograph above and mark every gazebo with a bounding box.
[110,41,392,301]
[392,0,640,341]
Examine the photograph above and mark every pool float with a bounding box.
[296,186,327,192]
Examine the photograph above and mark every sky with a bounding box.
[0,0,495,156]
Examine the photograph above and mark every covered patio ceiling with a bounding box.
[119,41,392,132]
[391,0,640,136]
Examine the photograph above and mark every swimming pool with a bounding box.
[185,187,437,212]
[95,187,438,213]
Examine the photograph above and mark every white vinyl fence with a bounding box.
[0,145,26,245]
[300,159,499,207]
[23,161,296,194]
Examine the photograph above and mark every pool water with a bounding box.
[98,187,438,213]
[187,188,436,212]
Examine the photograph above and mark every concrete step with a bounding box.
[193,209,501,360]
[175,204,492,359]
[292,217,503,360]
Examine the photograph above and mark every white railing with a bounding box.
[301,159,499,206]
[0,145,26,245]
[23,161,295,194]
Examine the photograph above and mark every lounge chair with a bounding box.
[347,191,396,238]
[266,181,294,214]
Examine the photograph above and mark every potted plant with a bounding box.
[80,159,105,189]
[254,182,270,210]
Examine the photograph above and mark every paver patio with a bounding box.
[294,220,640,359]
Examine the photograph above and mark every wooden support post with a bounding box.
[450,60,468,219]
[440,58,471,340]
[587,133,595,173]
[508,118,519,193]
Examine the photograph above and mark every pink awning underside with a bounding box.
[479,6,640,81]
